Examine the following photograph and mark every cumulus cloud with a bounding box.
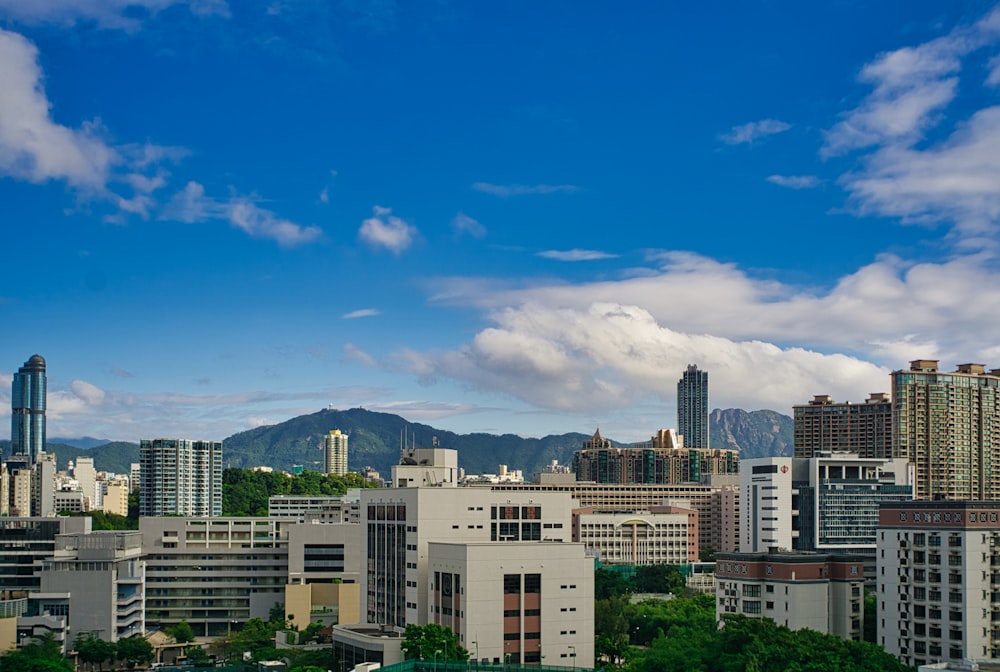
[537,249,619,262]
[766,175,822,189]
[358,205,417,254]
[826,5,1000,238]
[472,182,578,197]
[719,119,791,145]
[0,0,230,32]
[409,250,1000,414]
[451,212,486,238]
[342,308,380,319]
[162,181,322,246]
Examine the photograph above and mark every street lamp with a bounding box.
[569,646,576,671]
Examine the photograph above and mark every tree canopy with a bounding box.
[401,624,468,662]
[222,468,376,516]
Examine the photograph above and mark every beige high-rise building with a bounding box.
[102,480,129,517]
[324,429,348,476]
[892,360,1000,500]
[793,393,893,459]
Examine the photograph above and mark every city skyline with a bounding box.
[3,2,1000,443]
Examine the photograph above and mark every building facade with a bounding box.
[877,500,1000,666]
[139,439,222,517]
[893,360,1000,500]
[571,506,697,565]
[715,551,865,640]
[793,393,893,459]
[428,541,594,668]
[10,355,46,464]
[140,517,290,637]
[325,430,349,476]
[0,517,91,597]
[573,440,738,486]
[677,364,709,449]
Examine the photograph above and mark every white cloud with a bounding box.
[342,343,376,367]
[342,308,380,319]
[410,250,1000,414]
[161,181,322,246]
[766,175,822,189]
[363,400,488,422]
[988,55,1000,86]
[0,30,118,190]
[826,5,1000,237]
[451,212,486,238]
[0,0,230,32]
[319,187,329,203]
[537,249,619,262]
[472,182,578,197]
[719,119,791,145]
[228,195,322,247]
[358,205,417,254]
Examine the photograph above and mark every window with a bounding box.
[524,574,541,594]
[504,575,520,594]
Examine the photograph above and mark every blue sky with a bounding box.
[3,1,1000,445]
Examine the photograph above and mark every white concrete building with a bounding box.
[324,430,349,476]
[716,551,865,640]
[740,457,799,553]
[428,541,593,667]
[878,501,1000,667]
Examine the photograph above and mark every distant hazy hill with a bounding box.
[49,436,111,449]
[709,408,793,458]
[2,406,794,476]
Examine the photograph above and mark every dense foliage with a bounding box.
[0,633,72,672]
[594,590,910,672]
[222,467,377,515]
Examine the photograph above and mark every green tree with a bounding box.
[631,564,685,594]
[594,567,630,600]
[0,632,72,672]
[289,649,338,671]
[167,619,196,644]
[184,645,213,667]
[74,633,116,671]
[864,592,877,643]
[115,635,153,669]
[400,624,467,661]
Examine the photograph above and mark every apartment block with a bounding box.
[571,505,697,565]
[877,500,1000,666]
[794,393,894,459]
[892,360,1000,500]
[573,430,738,485]
[139,438,222,517]
[716,551,865,640]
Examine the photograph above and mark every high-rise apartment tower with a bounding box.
[324,429,348,476]
[677,364,709,449]
[11,354,46,463]
[793,393,894,459]
[139,439,222,516]
[892,360,1000,500]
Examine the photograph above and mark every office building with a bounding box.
[325,429,349,476]
[102,479,129,517]
[141,517,290,637]
[677,364,709,449]
[877,500,1000,666]
[268,494,360,524]
[716,551,865,640]
[572,505,697,565]
[39,530,145,642]
[10,355,46,464]
[793,393,893,459]
[893,360,1000,500]
[428,541,593,667]
[740,455,912,555]
[139,439,222,517]
[489,480,739,555]
[0,517,91,597]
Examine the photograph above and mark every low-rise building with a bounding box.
[571,506,697,565]
[715,551,865,641]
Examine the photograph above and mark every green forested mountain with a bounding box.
[2,406,794,476]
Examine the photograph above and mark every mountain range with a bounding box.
[1,407,793,477]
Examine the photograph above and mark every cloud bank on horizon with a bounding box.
[2,2,1000,443]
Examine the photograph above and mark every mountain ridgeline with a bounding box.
[3,407,794,477]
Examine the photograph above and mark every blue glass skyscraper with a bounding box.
[11,354,46,463]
